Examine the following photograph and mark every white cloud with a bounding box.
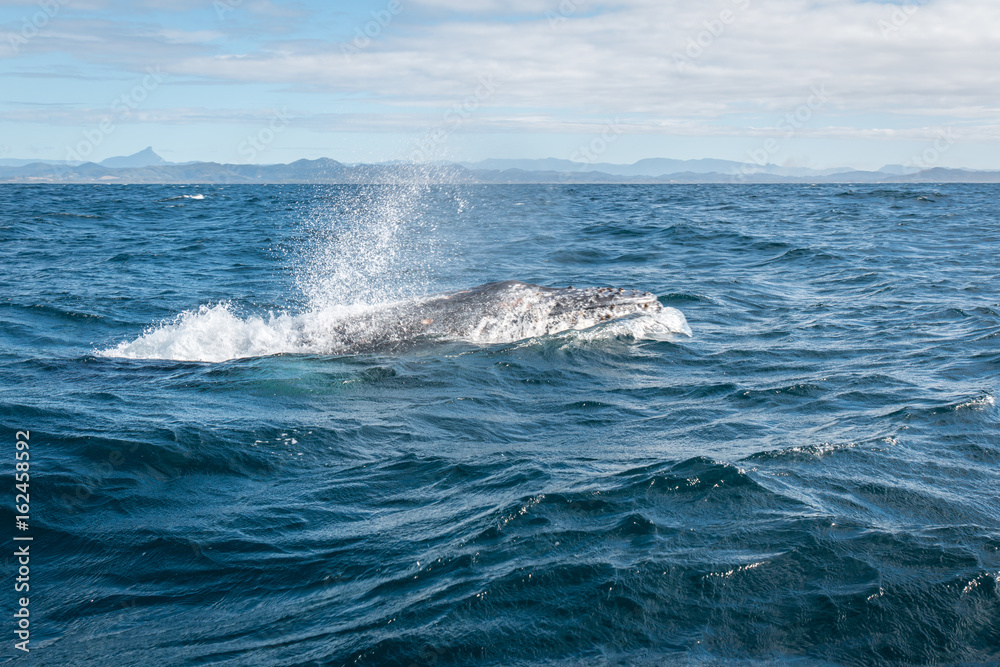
[157,29,225,44]
[156,0,1000,136]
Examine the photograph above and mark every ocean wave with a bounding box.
[955,393,996,411]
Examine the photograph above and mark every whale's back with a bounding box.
[310,281,674,353]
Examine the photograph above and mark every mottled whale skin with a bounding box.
[311,280,665,353]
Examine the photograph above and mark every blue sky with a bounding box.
[1,0,998,169]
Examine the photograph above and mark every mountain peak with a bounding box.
[100,147,168,169]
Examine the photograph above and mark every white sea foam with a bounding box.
[955,393,996,411]
[159,194,205,201]
[100,304,302,362]
[589,307,693,341]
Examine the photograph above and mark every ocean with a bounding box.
[1,183,998,665]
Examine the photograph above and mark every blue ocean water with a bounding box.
[1,183,998,666]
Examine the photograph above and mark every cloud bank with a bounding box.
[2,0,998,164]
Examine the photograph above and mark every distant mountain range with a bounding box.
[457,157,919,178]
[0,146,170,168]
[1,148,999,184]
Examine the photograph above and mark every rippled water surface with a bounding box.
[1,183,998,665]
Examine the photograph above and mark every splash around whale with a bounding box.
[100,281,692,362]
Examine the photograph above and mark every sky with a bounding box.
[1,0,998,170]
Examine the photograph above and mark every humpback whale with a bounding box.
[305,280,688,354]
[101,280,691,362]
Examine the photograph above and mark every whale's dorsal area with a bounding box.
[308,280,681,354]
